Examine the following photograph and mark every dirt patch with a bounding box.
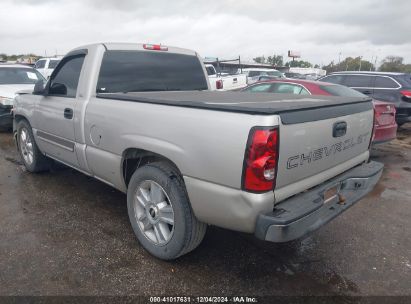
[4,157,22,166]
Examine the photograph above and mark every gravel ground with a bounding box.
[0,126,410,297]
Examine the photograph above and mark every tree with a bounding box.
[379,56,411,72]
[253,56,266,64]
[267,55,284,66]
[322,57,375,73]
[0,53,41,62]
[285,60,313,68]
[253,54,284,66]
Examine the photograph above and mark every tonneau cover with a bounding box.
[97,91,373,123]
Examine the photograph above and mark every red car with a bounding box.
[242,78,397,144]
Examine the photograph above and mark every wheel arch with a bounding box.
[13,114,32,148]
[121,147,183,188]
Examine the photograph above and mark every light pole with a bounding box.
[358,56,363,71]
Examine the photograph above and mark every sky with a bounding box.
[1,0,410,67]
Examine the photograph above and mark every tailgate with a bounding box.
[275,107,374,201]
[222,75,247,90]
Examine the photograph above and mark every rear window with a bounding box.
[35,60,46,69]
[374,76,399,88]
[0,67,45,84]
[206,66,216,76]
[48,60,60,69]
[319,84,366,97]
[96,50,208,93]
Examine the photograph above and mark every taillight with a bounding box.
[401,90,411,99]
[369,109,376,148]
[143,44,168,51]
[242,127,279,192]
[216,79,223,90]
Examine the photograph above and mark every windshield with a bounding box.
[97,50,208,93]
[0,67,45,84]
[320,84,367,97]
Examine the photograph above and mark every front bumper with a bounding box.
[255,161,383,242]
[0,105,13,128]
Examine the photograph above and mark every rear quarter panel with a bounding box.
[84,97,279,191]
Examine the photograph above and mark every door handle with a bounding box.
[64,108,73,119]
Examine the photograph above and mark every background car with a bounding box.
[318,71,411,125]
[35,57,61,79]
[204,64,247,91]
[242,68,285,84]
[0,64,45,129]
[284,72,306,79]
[242,79,397,144]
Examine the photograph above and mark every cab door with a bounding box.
[33,53,86,168]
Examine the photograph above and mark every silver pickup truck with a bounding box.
[13,43,383,260]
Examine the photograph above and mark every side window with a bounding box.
[344,75,374,88]
[49,55,85,98]
[374,76,399,89]
[246,84,272,92]
[320,75,346,84]
[35,60,46,69]
[272,83,303,95]
[299,87,310,95]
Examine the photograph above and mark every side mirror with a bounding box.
[49,82,67,96]
[33,79,46,95]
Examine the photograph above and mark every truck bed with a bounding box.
[97,91,372,124]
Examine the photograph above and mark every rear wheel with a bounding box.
[17,120,51,172]
[127,162,206,260]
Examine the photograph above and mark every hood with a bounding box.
[0,84,35,99]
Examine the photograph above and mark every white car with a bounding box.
[205,64,247,91]
[0,64,45,129]
[243,68,285,84]
[34,57,61,79]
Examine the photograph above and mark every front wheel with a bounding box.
[127,162,207,260]
[16,120,51,172]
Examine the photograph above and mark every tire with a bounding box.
[127,161,207,260]
[16,120,51,172]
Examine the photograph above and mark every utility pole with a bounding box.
[358,56,362,71]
